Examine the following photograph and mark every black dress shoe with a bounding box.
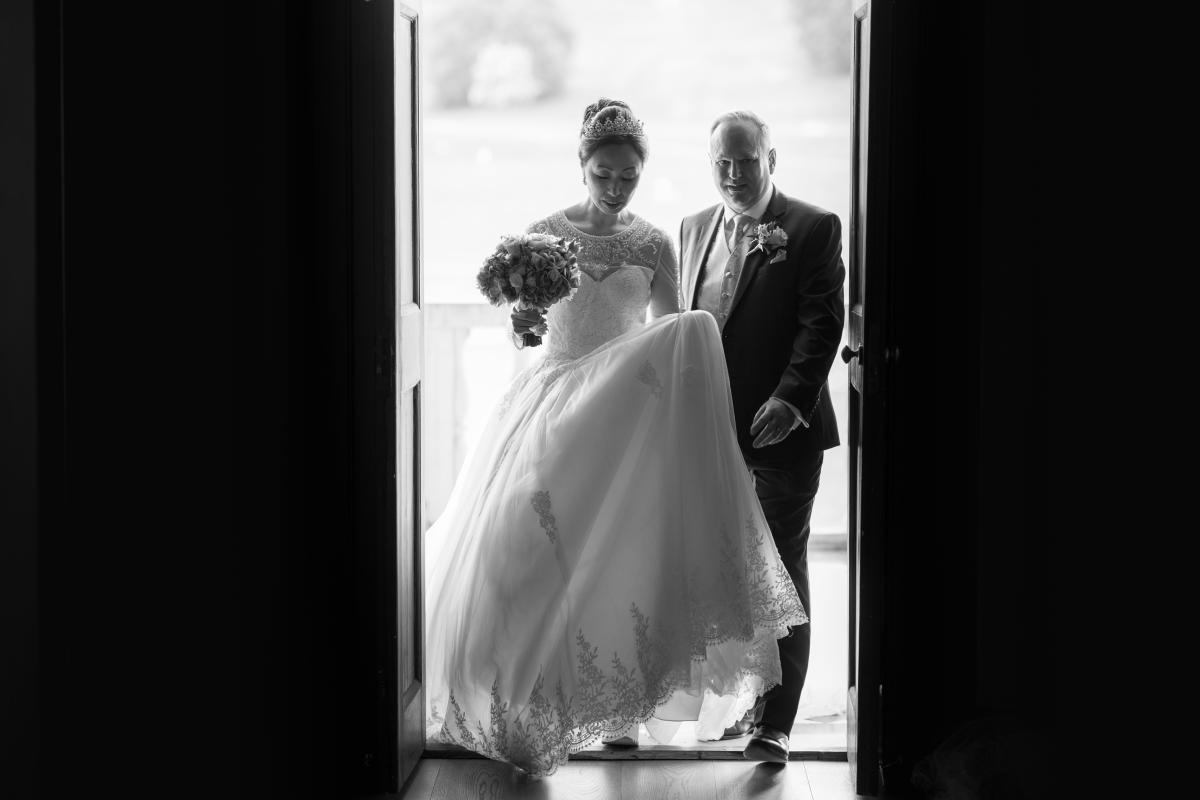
[743,724,789,763]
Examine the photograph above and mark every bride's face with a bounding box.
[582,143,643,217]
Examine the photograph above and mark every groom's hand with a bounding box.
[750,397,798,449]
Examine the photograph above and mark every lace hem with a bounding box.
[428,606,792,778]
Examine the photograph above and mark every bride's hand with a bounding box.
[511,306,547,338]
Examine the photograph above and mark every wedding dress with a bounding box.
[424,211,807,777]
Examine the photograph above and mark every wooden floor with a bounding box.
[400,758,868,799]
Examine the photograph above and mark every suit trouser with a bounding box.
[748,449,824,735]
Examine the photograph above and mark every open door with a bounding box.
[350,0,424,792]
[392,2,426,789]
[846,0,893,795]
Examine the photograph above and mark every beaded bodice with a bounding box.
[526,211,672,360]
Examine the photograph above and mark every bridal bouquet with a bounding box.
[476,232,582,347]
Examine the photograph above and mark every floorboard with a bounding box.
[711,760,815,800]
[620,761,718,800]
[803,761,863,799]
[400,758,441,798]
[427,758,606,800]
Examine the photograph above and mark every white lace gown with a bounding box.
[425,211,807,777]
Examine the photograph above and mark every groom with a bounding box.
[680,111,845,763]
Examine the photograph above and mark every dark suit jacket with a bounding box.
[680,188,845,467]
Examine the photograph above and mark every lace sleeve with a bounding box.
[648,231,682,319]
[525,216,551,236]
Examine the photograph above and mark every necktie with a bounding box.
[726,213,751,250]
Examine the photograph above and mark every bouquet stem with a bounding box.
[517,302,547,348]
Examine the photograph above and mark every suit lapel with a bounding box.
[727,187,786,320]
[684,206,723,310]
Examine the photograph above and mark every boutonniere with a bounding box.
[748,221,788,264]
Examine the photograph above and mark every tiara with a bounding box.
[581,111,645,140]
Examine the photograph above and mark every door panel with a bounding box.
[394,2,425,790]
[847,0,893,795]
[846,4,873,788]
[350,0,423,792]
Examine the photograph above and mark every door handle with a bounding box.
[841,345,860,364]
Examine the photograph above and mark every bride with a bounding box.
[424,98,807,777]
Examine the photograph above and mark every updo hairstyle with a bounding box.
[578,97,648,165]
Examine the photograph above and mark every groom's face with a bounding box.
[709,122,776,213]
